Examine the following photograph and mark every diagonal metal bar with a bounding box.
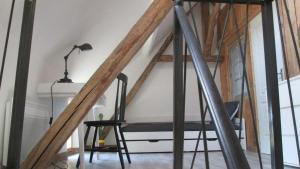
[0,0,16,88]
[197,81,210,169]
[175,4,250,169]
[186,2,210,168]
[231,3,263,169]
[188,2,201,48]
[190,4,232,169]
[238,4,248,141]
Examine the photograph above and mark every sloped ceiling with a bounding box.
[27,0,174,96]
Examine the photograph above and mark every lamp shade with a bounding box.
[76,43,93,51]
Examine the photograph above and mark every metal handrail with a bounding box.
[174,4,251,169]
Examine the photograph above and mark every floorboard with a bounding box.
[48,152,296,169]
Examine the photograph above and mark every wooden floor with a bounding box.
[50,152,296,169]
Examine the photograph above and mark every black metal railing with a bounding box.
[172,0,288,169]
[173,2,251,169]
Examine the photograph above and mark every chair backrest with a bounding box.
[224,101,240,121]
[114,73,128,122]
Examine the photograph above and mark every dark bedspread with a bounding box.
[122,121,241,132]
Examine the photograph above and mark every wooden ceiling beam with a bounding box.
[99,33,174,140]
[201,2,210,41]
[203,3,221,57]
[158,54,223,62]
[126,33,174,105]
[100,2,201,140]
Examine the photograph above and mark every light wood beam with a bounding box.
[277,0,300,77]
[99,2,201,140]
[21,0,172,168]
[203,4,221,57]
[201,2,210,41]
[158,54,223,62]
[51,148,79,164]
[186,2,200,16]
[158,55,193,62]
[124,2,200,107]
[99,33,173,140]
[126,33,174,105]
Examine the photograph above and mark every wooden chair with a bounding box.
[77,73,131,169]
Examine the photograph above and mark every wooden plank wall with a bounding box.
[203,4,221,57]
[277,0,300,77]
[217,1,300,151]
[217,4,260,151]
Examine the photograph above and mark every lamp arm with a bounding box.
[64,46,77,75]
[64,46,77,60]
[61,46,77,83]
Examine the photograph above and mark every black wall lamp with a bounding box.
[58,43,93,83]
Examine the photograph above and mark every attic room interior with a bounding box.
[0,0,300,169]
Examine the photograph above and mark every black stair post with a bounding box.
[261,1,284,169]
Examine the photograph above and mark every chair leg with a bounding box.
[114,125,125,169]
[77,126,91,168]
[118,125,131,164]
[76,157,80,168]
[89,126,98,163]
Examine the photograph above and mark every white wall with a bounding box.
[0,0,221,163]
[0,0,94,163]
[125,62,221,123]
[103,3,222,144]
[125,4,222,123]
[0,0,174,164]
[249,2,284,155]
[279,75,300,167]
[0,0,25,164]
[68,0,173,118]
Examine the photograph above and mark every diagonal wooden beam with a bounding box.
[203,3,221,57]
[99,33,174,140]
[158,54,223,62]
[126,2,200,106]
[21,0,172,168]
[158,55,193,62]
[201,2,210,41]
[126,33,174,105]
[99,3,201,141]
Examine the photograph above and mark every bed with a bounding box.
[121,102,246,153]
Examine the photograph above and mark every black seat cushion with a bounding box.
[84,120,125,126]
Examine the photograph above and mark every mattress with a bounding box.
[122,121,241,132]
